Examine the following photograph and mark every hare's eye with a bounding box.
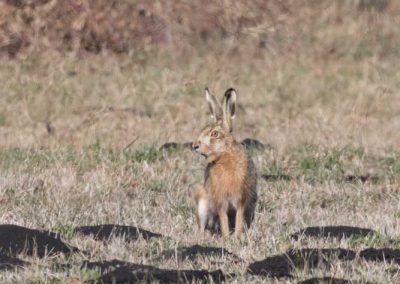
[210,130,219,138]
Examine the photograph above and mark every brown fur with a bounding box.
[192,88,257,237]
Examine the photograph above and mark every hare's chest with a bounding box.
[206,165,244,200]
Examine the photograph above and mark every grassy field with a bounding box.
[1,1,400,283]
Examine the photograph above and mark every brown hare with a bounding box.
[192,88,257,237]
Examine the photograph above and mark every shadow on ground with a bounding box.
[73,224,163,242]
[159,245,240,262]
[0,224,78,258]
[291,226,376,240]
[262,174,292,182]
[83,259,225,284]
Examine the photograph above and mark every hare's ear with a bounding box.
[222,88,236,132]
[205,88,222,122]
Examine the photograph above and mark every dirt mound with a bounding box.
[360,248,400,264]
[343,175,379,184]
[0,253,27,271]
[73,224,163,242]
[299,277,356,284]
[159,142,192,152]
[88,267,225,284]
[82,260,157,275]
[291,226,376,240]
[247,248,356,278]
[247,254,292,278]
[262,174,292,182]
[159,245,240,262]
[247,246,400,279]
[0,224,78,258]
[159,138,265,152]
[241,138,266,151]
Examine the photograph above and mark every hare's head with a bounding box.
[192,88,237,162]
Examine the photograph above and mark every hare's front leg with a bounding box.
[218,208,229,237]
[234,204,245,237]
[196,198,208,233]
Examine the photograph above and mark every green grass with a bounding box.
[347,232,396,248]
[261,145,400,185]
[145,180,165,193]
[0,144,168,171]
[130,145,163,163]
[80,269,102,282]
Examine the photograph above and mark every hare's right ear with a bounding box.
[222,88,237,132]
[205,88,222,122]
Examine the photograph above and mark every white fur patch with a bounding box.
[200,135,210,146]
[198,198,208,227]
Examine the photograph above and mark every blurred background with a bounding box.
[2,4,400,282]
[1,0,399,150]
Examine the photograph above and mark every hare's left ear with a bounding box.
[222,88,236,132]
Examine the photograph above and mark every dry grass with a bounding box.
[1,145,400,283]
[1,1,400,283]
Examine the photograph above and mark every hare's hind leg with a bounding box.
[218,207,230,237]
[234,204,245,237]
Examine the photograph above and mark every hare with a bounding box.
[192,88,257,237]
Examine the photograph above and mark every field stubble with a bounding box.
[1,1,400,283]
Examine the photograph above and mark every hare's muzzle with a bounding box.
[192,141,200,152]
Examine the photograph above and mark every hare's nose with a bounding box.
[192,142,200,151]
